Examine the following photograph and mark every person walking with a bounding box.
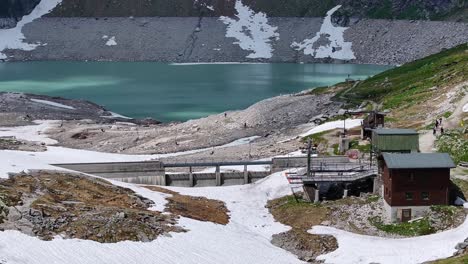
[433,126,437,136]
[435,119,439,128]
[441,126,444,134]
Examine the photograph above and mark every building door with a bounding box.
[402,209,412,222]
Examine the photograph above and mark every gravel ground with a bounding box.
[46,91,340,157]
[3,17,468,65]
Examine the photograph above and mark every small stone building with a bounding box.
[382,153,456,222]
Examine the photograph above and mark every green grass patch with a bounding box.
[436,128,468,164]
[332,143,340,155]
[443,111,453,118]
[433,253,468,264]
[301,131,329,145]
[369,216,435,236]
[366,195,380,203]
[335,44,468,109]
[349,139,371,153]
[430,205,457,217]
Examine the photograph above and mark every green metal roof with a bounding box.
[373,128,418,135]
[382,153,456,169]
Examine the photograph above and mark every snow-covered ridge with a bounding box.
[292,5,356,60]
[0,0,63,59]
[220,0,279,59]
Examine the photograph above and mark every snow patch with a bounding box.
[102,111,132,119]
[30,99,76,110]
[0,121,302,264]
[0,120,58,145]
[463,103,468,113]
[219,0,279,59]
[291,5,355,60]
[106,36,117,46]
[0,0,63,59]
[300,119,362,137]
[310,216,468,264]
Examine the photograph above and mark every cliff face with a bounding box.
[2,0,467,23]
[0,0,41,28]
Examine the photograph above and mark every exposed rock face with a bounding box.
[0,171,184,242]
[0,0,41,28]
[1,0,466,22]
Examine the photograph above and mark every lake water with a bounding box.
[0,62,390,122]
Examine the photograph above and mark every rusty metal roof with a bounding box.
[383,153,456,169]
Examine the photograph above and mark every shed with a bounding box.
[362,111,386,139]
[372,129,419,154]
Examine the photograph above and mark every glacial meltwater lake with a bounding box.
[0,62,391,122]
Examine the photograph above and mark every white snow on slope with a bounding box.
[0,120,59,145]
[220,0,279,59]
[311,216,468,264]
[105,36,117,46]
[463,103,468,113]
[30,98,76,110]
[300,119,362,137]
[292,5,355,60]
[0,121,301,263]
[102,111,132,119]
[166,171,293,239]
[0,0,63,59]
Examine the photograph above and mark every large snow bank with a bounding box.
[0,0,63,59]
[165,171,293,239]
[220,0,279,59]
[300,119,362,137]
[310,216,468,264]
[0,120,58,145]
[30,99,76,110]
[0,120,301,263]
[292,5,355,60]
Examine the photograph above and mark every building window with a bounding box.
[421,192,429,201]
[405,192,414,200]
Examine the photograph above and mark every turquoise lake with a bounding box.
[0,62,391,122]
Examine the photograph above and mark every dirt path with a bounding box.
[419,83,468,153]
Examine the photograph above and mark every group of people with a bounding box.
[433,117,444,136]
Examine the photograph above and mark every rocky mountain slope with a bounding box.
[2,0,467,29]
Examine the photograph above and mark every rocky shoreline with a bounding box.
[0,86,343,165]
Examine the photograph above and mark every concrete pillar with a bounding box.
[373,176,379,194]
[189,166,194,187]
[314,187,320,203]
[243,165,249,184]
[215,165,221,186]
[343,189,349,199]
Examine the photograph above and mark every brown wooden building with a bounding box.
[362,111,386,139]
[381,153,456,222]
